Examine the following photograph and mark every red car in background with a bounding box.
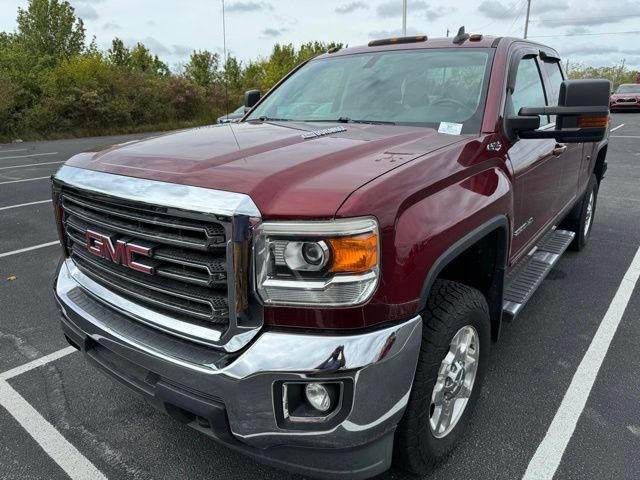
[610,83,640,111]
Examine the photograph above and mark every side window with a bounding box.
[542,61,564,123]
[511,57,549,126]
[542,61,564,106]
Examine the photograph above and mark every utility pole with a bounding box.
[524,0,531,39]
[617,58,626,89]
[222,0,227,67]
[222,0,229,116]
[402,0,407,36]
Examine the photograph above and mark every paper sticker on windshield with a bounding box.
[438,122,463,135]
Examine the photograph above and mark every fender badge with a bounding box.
[301,126,347,139]
[487,141,502,151]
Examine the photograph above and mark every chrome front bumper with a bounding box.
[55,259,422,455]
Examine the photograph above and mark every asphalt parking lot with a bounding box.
[1,115,639,480]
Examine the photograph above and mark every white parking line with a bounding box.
[0,346,77,381]
[0,176,50,185]
[0,241,59,258]
[0,152,58,161]
[523,246,640,480]
[0,380,107,480]
[0,347,103,480]
[610,123,625,132]
[0,148,28,153]
[0,160,64,170]
[0,200,52,211]
[611,135,640,138]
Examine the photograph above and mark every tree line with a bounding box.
[567,63,640,90]
[0,0,341,142]
[1,0,638,142]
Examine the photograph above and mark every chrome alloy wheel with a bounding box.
[584,191,595,237]
[429,325,479,438]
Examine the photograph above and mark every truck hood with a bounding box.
[66,122,466,219]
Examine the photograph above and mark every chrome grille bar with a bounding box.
[65,221,227,288]
[64,202,216,251]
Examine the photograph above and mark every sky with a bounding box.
[1,0,639,70]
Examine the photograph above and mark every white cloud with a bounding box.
[369,26,423,39]
[71,1,99,20]
[261,27,288,38]
[225,1,273,13]
[335,2,368,14]
[377,0,453,20]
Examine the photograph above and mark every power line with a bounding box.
[506,0,528,36]
[531,14,640,22]
[475,0,527,32]
[530,30,640,38]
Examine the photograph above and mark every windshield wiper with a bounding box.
[300,117,396,125]
[248,116,291,122]
[315,117,396,125]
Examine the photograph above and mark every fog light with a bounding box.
[304,383,331,412]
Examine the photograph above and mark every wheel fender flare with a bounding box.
[416,215,510,339]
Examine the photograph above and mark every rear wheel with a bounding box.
[394,280,490,475]
[563,174,599,251]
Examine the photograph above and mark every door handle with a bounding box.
[552,144,567,156]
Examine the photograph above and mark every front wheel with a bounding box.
[394,280,490,475]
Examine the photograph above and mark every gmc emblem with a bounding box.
[85,230,153,274]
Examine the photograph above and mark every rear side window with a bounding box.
[511,57,549,126]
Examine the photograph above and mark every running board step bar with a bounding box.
[502,229,575,321]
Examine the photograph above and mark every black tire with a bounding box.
[394,279,490,475]
[562,174,599,251]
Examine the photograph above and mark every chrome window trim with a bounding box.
[54,165,261,217]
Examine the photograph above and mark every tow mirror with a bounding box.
[244,89,261,109]
[507,79,611,143]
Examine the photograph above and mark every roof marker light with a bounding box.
[368,35,427,47]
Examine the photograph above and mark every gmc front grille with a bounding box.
[53,166,263,352]
[62,191,231,329]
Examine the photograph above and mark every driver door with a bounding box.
[506,52,564,261]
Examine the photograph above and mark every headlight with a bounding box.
[254,217,379,307]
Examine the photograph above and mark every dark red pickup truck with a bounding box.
[52,33,610,479]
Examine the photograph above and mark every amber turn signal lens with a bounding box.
[577,115,609,128]
[328,233,378,273]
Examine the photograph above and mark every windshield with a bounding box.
[616,84,640,94]
[247,48,494,134]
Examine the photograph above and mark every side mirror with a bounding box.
[244,89,261,109]
[507,79,611,143]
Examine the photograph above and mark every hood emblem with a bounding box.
[301,126,347,139]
